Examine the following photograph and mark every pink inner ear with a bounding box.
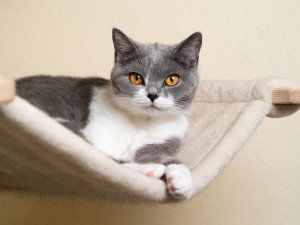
[184,48,199,67]
[178,42,201,68]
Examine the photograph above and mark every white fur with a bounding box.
[81,87,188,162]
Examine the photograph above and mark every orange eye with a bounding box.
[165,75,179,86]
[130,73,144,85]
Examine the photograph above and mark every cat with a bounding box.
[16,28,202,199]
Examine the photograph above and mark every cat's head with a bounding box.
[111,28,202,117]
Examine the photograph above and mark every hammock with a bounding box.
[0,77,299,203]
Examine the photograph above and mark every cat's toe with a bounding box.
[123,163,166,179]
[141,164,166,179]
[165,164,193,200]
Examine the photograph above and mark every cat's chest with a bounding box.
[81,104,188,162]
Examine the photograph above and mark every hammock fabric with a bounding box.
[0,77,299,203]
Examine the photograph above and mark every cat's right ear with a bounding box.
[112,28,137,63]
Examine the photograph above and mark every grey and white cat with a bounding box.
[16,28,202,199]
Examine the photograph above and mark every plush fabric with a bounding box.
[0,78,299,203]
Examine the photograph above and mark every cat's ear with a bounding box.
[173,32,202,68]
[112,28,137,63]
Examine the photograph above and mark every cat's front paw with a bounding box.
[165,164,193,200]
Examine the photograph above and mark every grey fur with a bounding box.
[134,138,182,166]
[16,75,109,136]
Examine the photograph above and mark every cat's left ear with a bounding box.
[112,28,137,63]
[173,32,202,68]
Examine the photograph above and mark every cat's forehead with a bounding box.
[135,43,179,78]
[140,43,173,62]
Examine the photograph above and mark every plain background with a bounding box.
[0,0,300,224]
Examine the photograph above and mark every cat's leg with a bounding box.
[134,138,193,200]
[123,162,166,179]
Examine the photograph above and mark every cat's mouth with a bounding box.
[144,100,173,113]
[146,104,161,110]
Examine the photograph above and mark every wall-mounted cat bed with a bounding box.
[0,77,299,203]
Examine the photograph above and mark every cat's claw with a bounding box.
[165,164,193,200]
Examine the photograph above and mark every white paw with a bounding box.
[123,163,166,179]
[165,164,193,200]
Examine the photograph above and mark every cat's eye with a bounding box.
[130,73,144,85]
[165,75,179,86]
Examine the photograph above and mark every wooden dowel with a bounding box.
[0,80,16,103]
[272,89,300,104]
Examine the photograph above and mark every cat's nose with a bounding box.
[147,93,158,102]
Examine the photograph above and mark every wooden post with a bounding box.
[0,80,16,103]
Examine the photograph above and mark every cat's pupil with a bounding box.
[170,76,174,82]
[136,75,140,81]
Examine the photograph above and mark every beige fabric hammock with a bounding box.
[0,77,299,203]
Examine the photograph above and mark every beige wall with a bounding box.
[1,0,300,224]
